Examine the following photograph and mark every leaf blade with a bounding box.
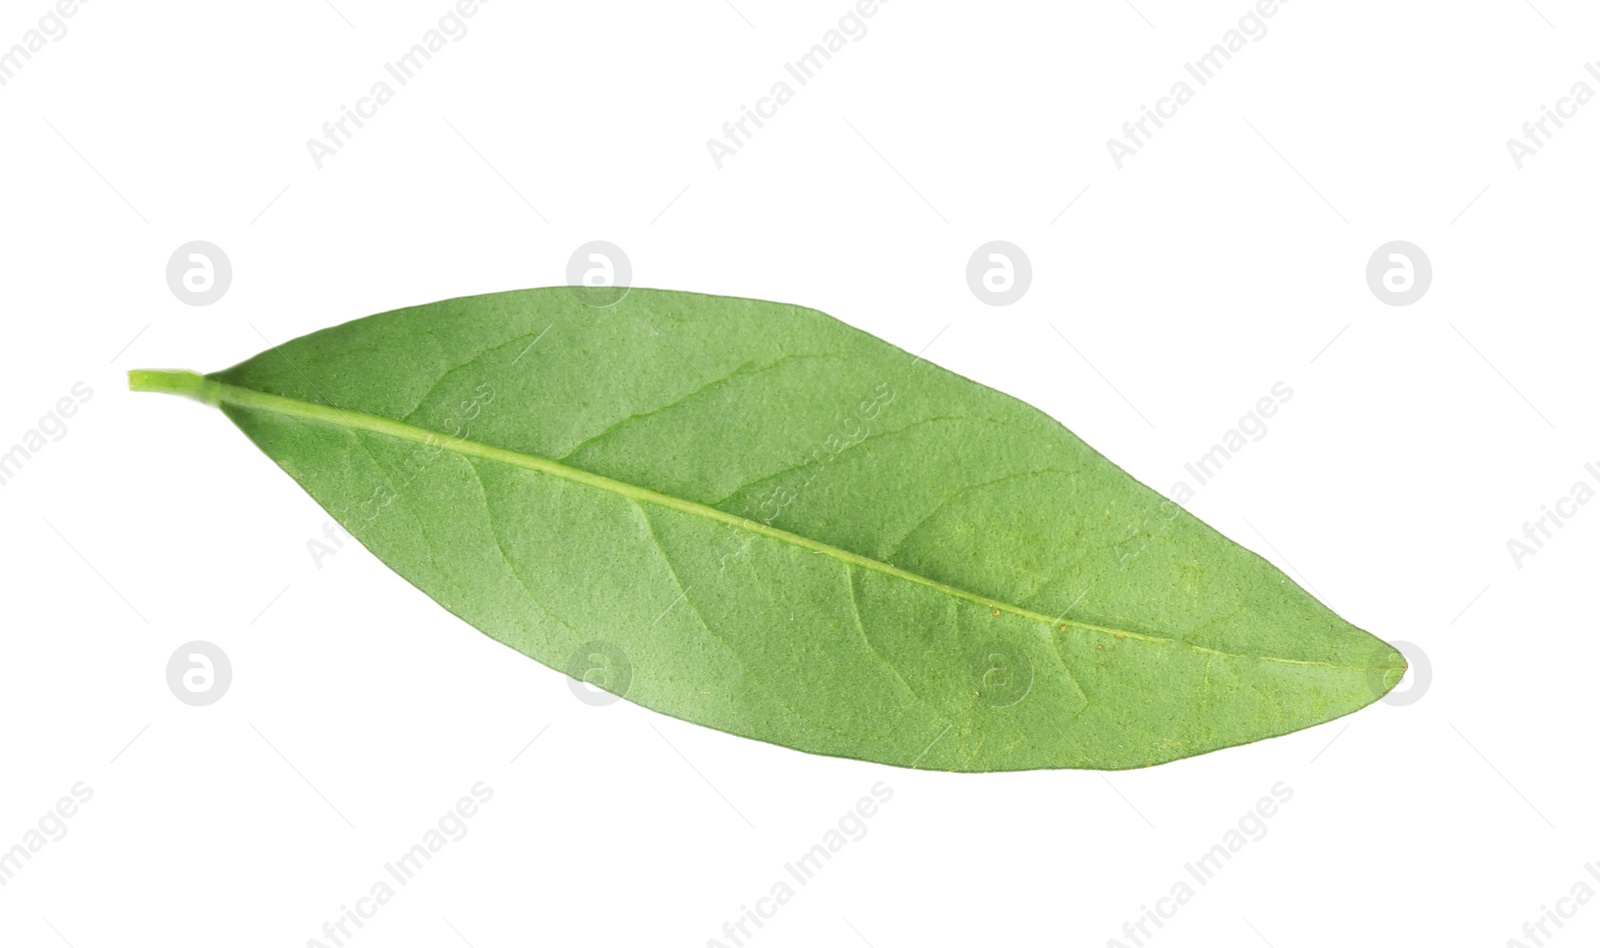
[131,288,1404,770]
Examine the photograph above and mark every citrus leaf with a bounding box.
[129,288,1404,771]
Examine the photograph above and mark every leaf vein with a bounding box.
[632,500,823,734]
[198,377,1393,675]
[557,354,835,461]
[843,564,954,728]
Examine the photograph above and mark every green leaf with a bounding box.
[130,288,1404,771]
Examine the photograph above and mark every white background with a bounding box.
[1,1,1596,946]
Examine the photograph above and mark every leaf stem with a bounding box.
[127,369,223,405]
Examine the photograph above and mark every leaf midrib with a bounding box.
[133,369,1386,674]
